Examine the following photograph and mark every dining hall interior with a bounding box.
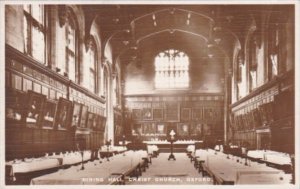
[2,3,297,186]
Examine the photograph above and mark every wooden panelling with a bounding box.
[11,73,22,90]
[124,95,224,141]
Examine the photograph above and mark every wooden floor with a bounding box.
[127,153,213,185]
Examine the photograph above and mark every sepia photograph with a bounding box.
[0,1,299,189]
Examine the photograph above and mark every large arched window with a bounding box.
[268,22,279,79]
[65,13,77,81]
[155,49,189,89]
[85,38,97,93]
[23,5,45,63]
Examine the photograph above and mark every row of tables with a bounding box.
[189,148,292,185]
[30,150,150,185]
[6,147,128,183]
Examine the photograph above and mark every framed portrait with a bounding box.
[5,89,25,123]
[80,105,88,128]
[190,123,202,136]
[25,90,46,128]
[133,124,142,135]
[86,112,94,129]
[71,102,82,127]
[153,108,163,120]
[181,108,191,121]
[95,115,101,131]
[132,109,142,120]
[115,125,123,136]
[91,114,98,130]
[54,97,72,130]
[41,100,57,129]
[99,116,106,132]
[192,108,203,121]
[177,123,189,136]
[203,124,211,136]
[157,123,166,134]
[142,108,153,120]
[142,122,156,134]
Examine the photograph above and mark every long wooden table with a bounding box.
[247,150,292,172]
[193,149,292,185]
[30,150,149,185]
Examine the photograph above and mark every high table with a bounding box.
[143,140,201,153]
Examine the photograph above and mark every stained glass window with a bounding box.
[155,49,189,89]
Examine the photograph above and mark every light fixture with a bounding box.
[206,39,215,48]
[213,26,222,44]
[214,38,221,44]
[186,20,190,25]
[169,29,175,34]
[113,18,119,23]
[152,14,156,20]
[130,46,138,50]
[169,8,175,14]
[122,40,129,46]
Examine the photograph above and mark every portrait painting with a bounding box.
[5,89,25,123]
[71,102,82,127]
[157,123,166,134]
[142,108,153,120]
[55,97,72,130]
[99,116,106,132]
[41,100,57,128]
[190,123,202,136]
[132,109,142,120]
[86,112,94,129]
[25,90,46,127]
[177,123,189,136]
[80,105,88,128]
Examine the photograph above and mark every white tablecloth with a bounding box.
[199,150,291,184]
[31,150,148,185]
[6,158,60,178]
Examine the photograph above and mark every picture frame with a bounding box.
[80,105,88,128]
[181,108,191,121]
[25,90,46,128]
[115,125,123,136]
[71,101,82,128]
[133,123,142,135]
[132,109,142,120]
[5,89,25,123]
[86,112,94,129]
[99,116,106,132]
[202,123,212,136]
[192,108,203,121]
[157,123,166,134]
[190,123,202,136]
[177,123,189,136]
[142,108,153,120]
[142,122,156,134]
[41,100,57,129]
[95,115,101,131]
[54,97,72,130]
